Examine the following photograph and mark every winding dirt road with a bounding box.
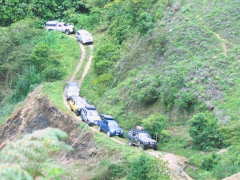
[63,37,193,180]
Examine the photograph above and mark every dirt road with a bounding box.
[63,37,193,180]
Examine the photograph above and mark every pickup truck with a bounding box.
[45,21,75,35]
[98,114,123,137]
[126,129,157,150]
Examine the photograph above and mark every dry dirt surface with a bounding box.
[223,172,240,180]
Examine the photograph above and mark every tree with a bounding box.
[142,114,169,142]
[30,42,50,72]
[0,128,73,179]
[189,112,223,150]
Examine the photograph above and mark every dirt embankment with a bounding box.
[0,86,121,179]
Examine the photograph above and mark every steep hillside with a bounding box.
[0,0,240,179]
[0,86,124,179]
[79,0,240,179]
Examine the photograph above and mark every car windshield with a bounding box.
[88,110,99,116]
[109,122,119,128]
[139,133,151,139]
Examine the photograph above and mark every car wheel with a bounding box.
[128,141,132,146]
[139,143,145,150]
[107,131,111,137]
[75,111,79,116]
[153,146,157,150]
[98,126,102,132]
[65,29,70,35]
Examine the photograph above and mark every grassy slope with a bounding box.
[80,0,239,179]
[41,34,81,112]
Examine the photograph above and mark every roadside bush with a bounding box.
[200,153,219,171]
[93,73,114,95]
[127,154,170,180]
[42,66,65,82]
[30,42,50,72]
[189,112,223,150]
[220,121,240,146]
[11,66,41,102]
[93,42,120,75]
[213,145,240,179]
[108,16,131,44]
[142,114,169,142]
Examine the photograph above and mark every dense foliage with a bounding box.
[142,114,169,143]
[189,112,223,150]
[0,0,89,26]
[0,128,72,179]
[127,154,170,180]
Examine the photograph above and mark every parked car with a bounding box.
[76,29,93,45]
[126,128,157,150]
[98,115,123,137]
[80,105,101,126]
[45,21,75,35]
[65,82,79,100]
[68,96,87,116]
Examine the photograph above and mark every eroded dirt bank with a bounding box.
[0,86,121,179]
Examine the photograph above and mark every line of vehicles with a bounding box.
[65,81,157,150]
[45,21,94,44]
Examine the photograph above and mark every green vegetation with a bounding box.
[1,0,240,179]
[93,131,170,180]
[127,154,170,180]
[189,112,223,150]
[0,20,80,124]
[80,0,240,179]
[0,128,72,179]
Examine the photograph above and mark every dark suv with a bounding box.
[126,129,157,150]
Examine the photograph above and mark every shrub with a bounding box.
[93,42,120,75]
[127,154,170,180]
[142,114,169,142]
[189,112,223,150]
[160,72,185,109]
[137,12,155,35]
[93,73,114,95]
[131,74,160,104]
[175,89,197,109]
[30,42,50,71]
[200,153,219,171]
[108,16,131,43]
[42,66,65,82]
[220,121,240,146]
[11,66,41,102]
[213,145,240,179]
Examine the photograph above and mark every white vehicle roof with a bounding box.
[77,29,91,34]
[46,21,59,24]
